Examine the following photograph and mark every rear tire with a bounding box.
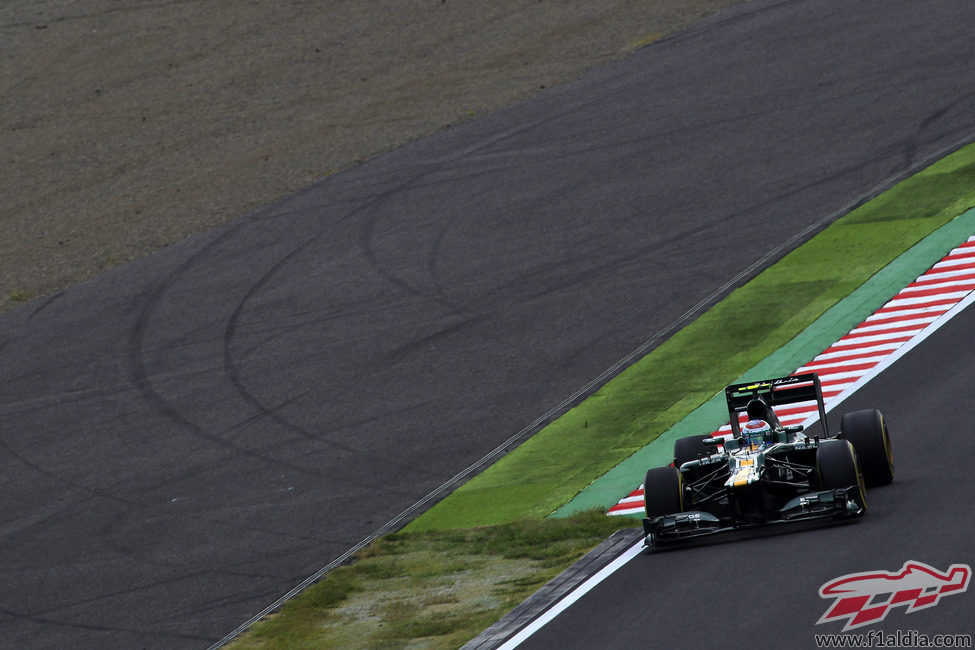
[840,408,894,486]
[644,466,684,518]
[673,435,713,468]
[816,439,867,513]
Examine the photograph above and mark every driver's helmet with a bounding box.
[741,419,772,451]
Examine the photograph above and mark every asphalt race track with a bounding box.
[518,296,975,650]
[2,1,974,647]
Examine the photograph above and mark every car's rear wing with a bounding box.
[724,373,828,437]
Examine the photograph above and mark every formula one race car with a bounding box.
[642,373,894,547]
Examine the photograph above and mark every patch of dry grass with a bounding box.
[230,511,637,649]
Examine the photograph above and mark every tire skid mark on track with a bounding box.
[123,195,432,494]
[126,216,330,475]
[0,602,212,644]
[359,201,472,317]
[0,422,342,560]
[355,116,565,317]
[222,229,448,481]
[221,168,483,479]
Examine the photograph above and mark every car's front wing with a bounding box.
[642,486,864,547]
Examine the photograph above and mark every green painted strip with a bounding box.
[553,206,975,517]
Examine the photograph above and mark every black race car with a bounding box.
[642,373,894,547]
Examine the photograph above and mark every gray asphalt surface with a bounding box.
[519,297,975,650]
[1,0,974,647]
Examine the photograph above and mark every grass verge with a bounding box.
[229,511,636,649]
[408,141,975,531]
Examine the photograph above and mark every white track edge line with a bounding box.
[497,538,646,650]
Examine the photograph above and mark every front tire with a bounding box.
[673,434,713,468]
[817,439,867,513]
[644,466,685,518]
[840,409,894,486]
